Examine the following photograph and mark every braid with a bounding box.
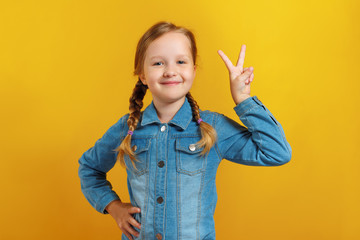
[116,78,148,169]
[186,92,201,122]
[186,92,217,156]
[128,79,148,130]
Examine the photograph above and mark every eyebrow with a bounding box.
[150,55,190,60]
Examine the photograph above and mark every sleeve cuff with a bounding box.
[233,96,264,117]
[97,192,121,214]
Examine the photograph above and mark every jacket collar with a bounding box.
[140,97,193,130]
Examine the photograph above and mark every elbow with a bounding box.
[272,138,292,166]
[278,154,291,166]
[274,147,292,166]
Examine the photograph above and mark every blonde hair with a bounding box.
[116,21,217,169]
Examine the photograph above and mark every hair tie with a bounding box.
[127,130,133,135]
[197,118,203,124]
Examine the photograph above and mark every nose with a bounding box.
[163,64,178,78]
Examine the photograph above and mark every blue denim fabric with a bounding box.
[78,96,292,240]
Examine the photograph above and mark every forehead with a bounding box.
[145,32,192,58]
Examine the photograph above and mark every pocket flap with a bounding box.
[175,137,204,154]
[132,138,151,154]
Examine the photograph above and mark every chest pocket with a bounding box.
[124,138,151,176]
[175,137,207,176]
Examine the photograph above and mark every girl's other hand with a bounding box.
[105,200,141,240]
[217,44,254,105]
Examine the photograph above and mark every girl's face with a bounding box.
[139,31,196,106]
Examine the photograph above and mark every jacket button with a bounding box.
[156,233,162,240]
[160,125,166,132]
[189,144,196,152]
[132,145,137,152]
[157,196,163,204]
[158,161,165,168]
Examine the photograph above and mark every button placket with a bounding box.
[160,125,166,132]
[157,196,163,204]
[158,161,164,168]
[155,123,166,235]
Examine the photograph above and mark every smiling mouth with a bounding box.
[161,81,181,85]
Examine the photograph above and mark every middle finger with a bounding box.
[129,217,141,229]
[126,222,140,237]
[236,45,246,70]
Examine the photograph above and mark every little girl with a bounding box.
[78,21,292,240]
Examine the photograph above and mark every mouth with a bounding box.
[161,81,182,86]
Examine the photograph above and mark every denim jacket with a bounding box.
[78,96,292,240]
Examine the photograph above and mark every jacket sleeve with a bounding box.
[215,96,292,166]
[78,115,127,214]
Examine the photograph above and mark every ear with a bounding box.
[139,73,147,85]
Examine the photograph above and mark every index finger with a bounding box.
[236,45,246,69]
[128,207,141,214]
[217,50,234,71]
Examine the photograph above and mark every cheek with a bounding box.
[184,75,195,91]
[185,70,196,82]
[147,69,162,79]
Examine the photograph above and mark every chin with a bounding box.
[161,95,187,104]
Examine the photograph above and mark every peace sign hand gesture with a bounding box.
[217,44,254,105]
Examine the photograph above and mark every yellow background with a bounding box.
[1,0,359,239]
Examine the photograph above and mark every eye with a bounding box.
[153,62,163,66]
[178,60,186,64]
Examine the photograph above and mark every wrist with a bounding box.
[105,199,122,215]
[234,95,251,105]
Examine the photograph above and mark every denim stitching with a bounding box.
[131,135,156,139]
[176,148,179,240]
[202,230,215,240]
[273,116,291,155]
[175,136,206,176]
[177,156,206,175]
[239,105,261,118]
[197,170,206,240]
[248,103,291,162]
[80,96,291,238]
[182,114,193,130]
[121,115,128,136]
[242,106,263,150]
[153,135,158,236]
[97,191,120,214]
[263,104,291,157]
[177,152,182,240]
[126,138,151,176]
[267,111,291,161]
[141,138,152,240]
[209,113,217,160]
[175,139,204,153]
[171,133,201,138]
[213,113,224,162]
[163,125,168,239]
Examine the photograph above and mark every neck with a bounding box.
[153,97,186,123]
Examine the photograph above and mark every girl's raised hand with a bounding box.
[217,44,254,105]
[105,200,141,240]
